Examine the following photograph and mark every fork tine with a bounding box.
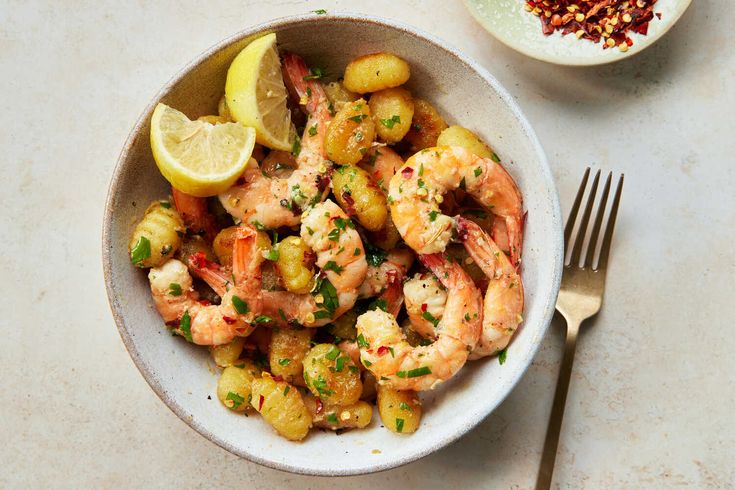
[596,174,624,271]
[569,170,601,267]
[564,168,591,254]
[583,172,612,268]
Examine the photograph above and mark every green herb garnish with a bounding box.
[168,283,182,296]
[130,236,151,265]
[380,115,401,128]
[232,295,249,314]
[396,366,432,378]
[226,391,245,410]
[180,310,192,342]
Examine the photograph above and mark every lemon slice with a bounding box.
[150,103,255,197]
[225,32,293,151]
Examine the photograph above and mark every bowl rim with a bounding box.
[462,0,693,67]
[102,11,563,476]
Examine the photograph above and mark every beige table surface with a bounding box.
[3,1,734,488]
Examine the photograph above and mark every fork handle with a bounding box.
[535,319,581,490]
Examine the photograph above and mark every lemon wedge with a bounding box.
[150,103,255,197]
[225,32,293,151]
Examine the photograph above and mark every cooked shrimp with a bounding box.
[358,248,413,299]
[358,146,404,193]
[172,187,219,243]
[355,253,482,391]
[218,53,332,229]
[261,200,368,327]
[148,226,263,345]
[403,272,447,339]
[388,145,523,266]
[457,217,524,358]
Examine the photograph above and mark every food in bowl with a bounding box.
[524,0,662,52]
[127,32,525,441]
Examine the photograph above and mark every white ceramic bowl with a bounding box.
[464,0,692,66]
[102,13,562,475]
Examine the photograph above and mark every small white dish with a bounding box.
[464,0,692,66]
[103,13,563,475]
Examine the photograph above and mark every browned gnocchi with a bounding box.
[377,385,422,434]
[403,98,448,151]
[250,373,312,441]
[325,98,376,165]
[331,165,388,232]
[369,87,414,144]
[129,200,185,268]
[303,344,362,406]
[343,52,411,94]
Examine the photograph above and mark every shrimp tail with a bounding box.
[187,252,229,297]
[172,187,220,243]
[379,269,404,318]
[281,52,328,113]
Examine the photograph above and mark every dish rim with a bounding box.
[463,0,693,66]
[102,11,563,476]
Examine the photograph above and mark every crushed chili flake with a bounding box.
[258,394,265,411]
[315,398,324,414]
[524,0,661,51]
[421,303,428,312]
[222,315,236,325]
[401,167,414,179]
[377,346,390,356]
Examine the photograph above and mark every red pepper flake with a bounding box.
[523,0,660,51]
[315,398,324,414]
[401,167,414,179]
[198,299,211,306]
[222,315,236,325]
[258,394,265,411]
[377,346,390,356]
[421,303,428,312]
[189,251,219,271]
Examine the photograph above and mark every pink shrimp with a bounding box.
[218,52,333,229]
[389,145,524,267]
[355,253,483,391]
[171,187,219,243]
[457,217,524,358]
[148,225,263,345]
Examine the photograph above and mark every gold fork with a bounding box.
[535,168,624,490]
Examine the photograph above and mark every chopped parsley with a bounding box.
[380,115,401,128]
[333,217,355,230]
[328,228,341,241]
[474,167,482,177]
[326,412,338,424]
[348,114,368,123]
[265,248,279,261]
[180,310,192,342]
[130,236,151,265]
[491,152,501,163]
[308,124,318,136]
[323,260,344,274]
[159,200,171,209]
[231,295,249,314]
[291,134,301,157]
[168,283,182,296]
[283,386,290,396]
[312,8,327,14]
[357,333,370,348]
[364,243,387,267]
[278,358,291,366]
[399,402,413,412]
[226,391,245,410]
[498,348,507,365]
[429,210,439,222]
[369,298,388,312]
[396,366,432,378]
[395,418,405,433]
[312,276,339,316]
[353,247,361,256]
[422,311,440,328]
[312,375,335,398]
[254,315,273,324]
[303,67,324,81]
[335,356,348,372]
[325,345,341,361]
[252,220,266,231]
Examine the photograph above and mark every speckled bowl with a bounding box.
[102,13,562,476]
